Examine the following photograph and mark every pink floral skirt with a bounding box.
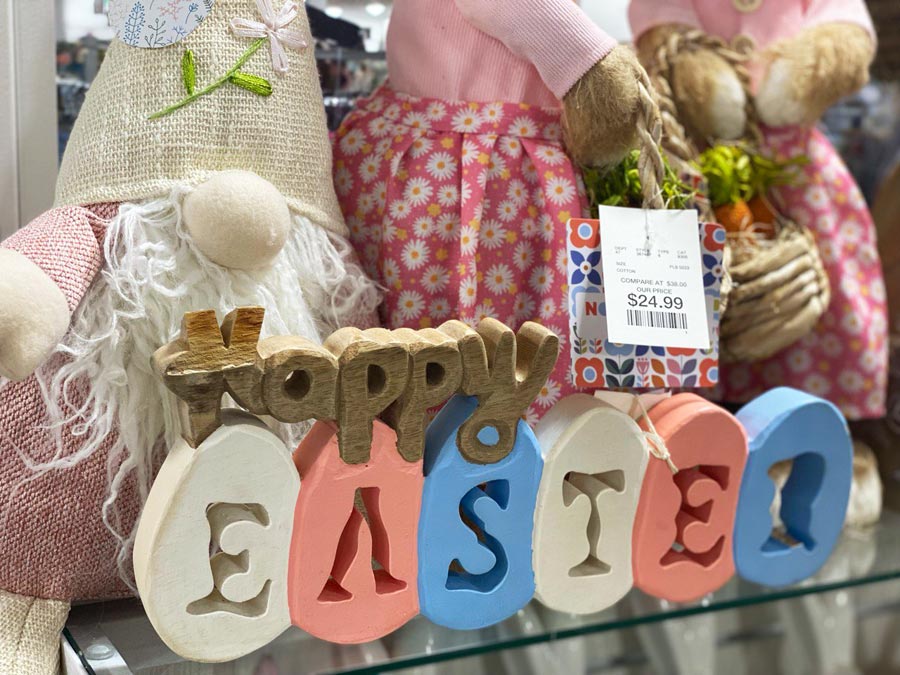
[719,127,888,420]
[332,86,590,422]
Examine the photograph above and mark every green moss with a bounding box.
[582,150,696,216]
[698,145,806,208]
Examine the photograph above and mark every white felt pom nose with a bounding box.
[183,171,291,270]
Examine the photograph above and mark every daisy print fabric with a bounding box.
[719,127,889,420]
[333,86,589,422]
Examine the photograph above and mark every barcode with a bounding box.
[627,309,688,330]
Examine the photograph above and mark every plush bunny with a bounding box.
[0,1,379,670]
[629,0,889,422]
[332,0,646,422]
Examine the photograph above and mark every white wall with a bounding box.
[0,1,19,238]
[60,0,114,42]
[582,0,633,43]
[0,0,58,235]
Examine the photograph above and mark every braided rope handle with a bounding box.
[635,45,735,309]
[636,67,666,210]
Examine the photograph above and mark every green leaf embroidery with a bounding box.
[182,50,196,95]
[149,38,267,120]
[229,72,273,97]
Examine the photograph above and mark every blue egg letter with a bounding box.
[734,388,852,586]
[417,395,543,629]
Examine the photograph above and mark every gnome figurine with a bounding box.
[0,1,378,670]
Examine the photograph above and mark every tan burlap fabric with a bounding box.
[56,0,347,237]
[0,589,69,675]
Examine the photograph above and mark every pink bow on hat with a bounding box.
[231,0,308,75]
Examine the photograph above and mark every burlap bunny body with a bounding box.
[629,0,888,421]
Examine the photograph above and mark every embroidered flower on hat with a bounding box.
[231,0,309,75]
[148,0,309,119]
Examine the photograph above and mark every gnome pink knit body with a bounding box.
[0,204,140,600]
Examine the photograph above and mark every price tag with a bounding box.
[599,206,710,350]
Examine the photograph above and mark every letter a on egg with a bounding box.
[417,395,544,630]
[632,395,748,603]
[532,395,649,615]
[733,388,853,587]
[287,419,423,644]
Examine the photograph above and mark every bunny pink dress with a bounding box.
[332,0,617,421]
[630,0,888,419]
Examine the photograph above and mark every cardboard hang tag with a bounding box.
[600,207,710,350]
[566,209,726,390]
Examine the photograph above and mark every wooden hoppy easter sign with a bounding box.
[135,307,856,663]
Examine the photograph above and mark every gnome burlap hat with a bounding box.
[56,0,347,236]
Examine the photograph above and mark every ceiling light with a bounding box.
[365,2,387,17]
[324,5,344,18]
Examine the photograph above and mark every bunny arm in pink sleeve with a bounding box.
[387,0,616,107]
[453,0,617,99]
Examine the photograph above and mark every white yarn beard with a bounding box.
[1,188,380,591]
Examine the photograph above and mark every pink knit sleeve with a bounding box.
[628,0,700,41]
[0,204,114,312]
[803,0,876,41]
[454,0,618,100]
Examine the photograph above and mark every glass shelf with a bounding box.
[65,509,900,675]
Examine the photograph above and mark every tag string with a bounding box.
[644,209,652,253]
[630,396,679,474]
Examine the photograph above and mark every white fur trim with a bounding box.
[183,171,292,270]
[709,67,748,141]
[756,58,806,127]
[0,250,70,382]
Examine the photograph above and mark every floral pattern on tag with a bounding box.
[110,0,215,48]
[567,219,725,389]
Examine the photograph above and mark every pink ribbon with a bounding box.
[231,0,308,75]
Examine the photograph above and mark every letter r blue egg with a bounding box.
[733,388,853,587]
[418,395,543,630]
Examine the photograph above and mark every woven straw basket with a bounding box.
[643,30,831,362]
[721,222,830,361]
